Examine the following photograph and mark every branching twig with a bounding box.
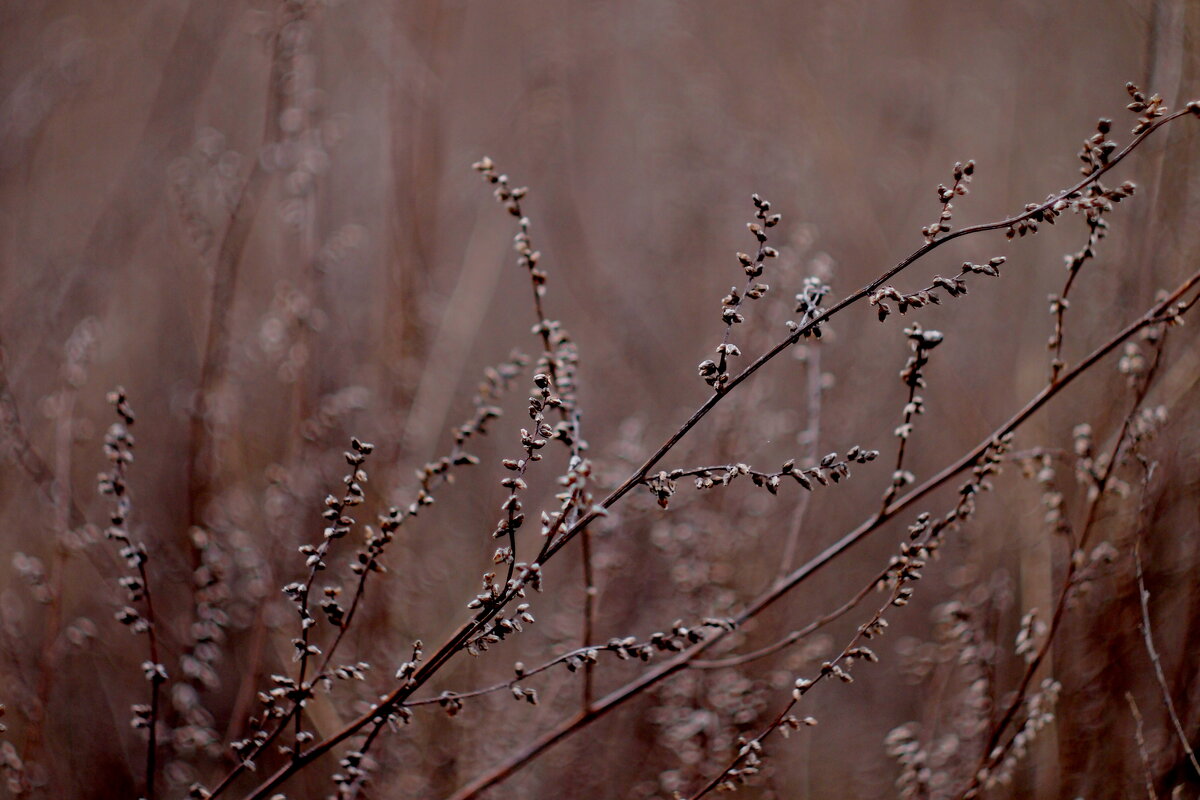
[99,389,165,800]
[240,102,1200,800]
[449,267,1200,800]
[961,306,1177,796]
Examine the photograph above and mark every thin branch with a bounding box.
[402,619,733,709]
[688,574,909,799]
[778,340,822,576]
[580,526,596,706]
[691,565,880,671]
[544,108,1198,569]
[961,311,1175,795]
[1135,543,1200,780]
[240,106,1199,800]
[99,390,165,800]
[449,268,1200,800]
[1127,692,1159,800]
[879,324,943,511]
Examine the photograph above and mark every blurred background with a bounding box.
[1,1,1199,798]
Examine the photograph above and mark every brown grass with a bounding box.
[2,4,1200,799]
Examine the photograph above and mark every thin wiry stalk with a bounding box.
[100,391,165,800]
[692,557,883,671]
[688,571,911,799]
[401,618,732,709]
[1135,544,1200,780]
[777,340,822,576]
[961,316,1174,795]
[879,324,943,511]
[238,107,1198,800]
[448,267,1200,800]
[140,564,164,800]
[544,107,1198,567]
[1048,211,1105,381]
[208,354,528,798]
[580,525,597,706]
[1126,692,1159,800]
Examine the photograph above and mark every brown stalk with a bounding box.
[448,266,1200,800]
[1126,692,1159,800]
[959,308,1176,795]
[238,104,1197,800]
[1135,544,1200,780]
[778,339,823,576]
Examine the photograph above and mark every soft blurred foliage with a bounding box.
[1,1,1199,798]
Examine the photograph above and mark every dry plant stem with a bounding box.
[240,107,1197,800]
[692,564,881,670]
[141,565,163,800]
[778,343,822,576]
[100,393,164,800]
[688,579,910,799]
[340,717,386,800]
[210,440,377,796]
[1048,214,1104,381]
[580,527,596,705]
[1127,691,1159,800]
[1135,543,1200,779]
[472,160,584,613]
[881,341,927,511]
[315,449,467,677]
[402,648,598,706]
[697,194,785,394]
[127,471,165,800]
[290,456,371,759]
[354,725,387,797]
[397,625,722,708]
[449,269,1200,800]
[961,323,1173,796]
[210,358,527,797]
[473,160,579,453]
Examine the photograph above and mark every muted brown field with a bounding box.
[2,2,1200,799]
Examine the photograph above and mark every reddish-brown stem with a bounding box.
[778,341,822,575]
[141,563,163,800]
[449,268,1199,800]
[1048,213,1104,381]
[688,580,910,799]
[239,107,1197,800]
[1135,544,1200,779]
[691,566,879,670]
[960,320,1173,795]
[580,527,596,706]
